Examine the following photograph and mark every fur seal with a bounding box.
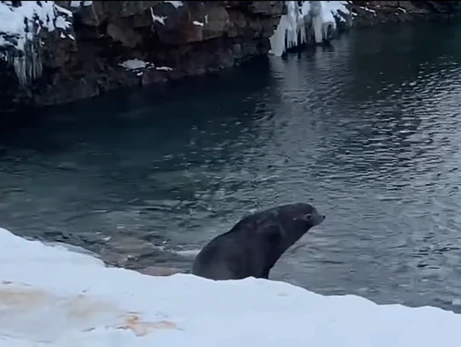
[191,202,325,280]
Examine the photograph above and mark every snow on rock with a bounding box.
[359,5,377,15]
[156,66,173,71]
[120,58,154,77]
[120,59,173,76]
[1,226,461,347]
[0,1,73,86]
[150,7,166,25]
[150,1,183,25]
[193,20,204,27]
[269,1,349,57]
[70,1,93,9]
[120,59,153,70]
[164,1,183,8]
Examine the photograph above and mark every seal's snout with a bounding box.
[311,211,325,226]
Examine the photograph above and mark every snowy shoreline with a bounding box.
[1,226,460,346]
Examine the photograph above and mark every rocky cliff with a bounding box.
[1,1,461,112]
[1,1,286,111]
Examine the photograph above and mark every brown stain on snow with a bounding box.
[0,283,179,337]
[66,294,120,320]
[117,314,178,336]
[0,287,48,312]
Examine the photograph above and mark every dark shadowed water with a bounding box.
[2,21,461,312]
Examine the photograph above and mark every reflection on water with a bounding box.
[2,22,461,312]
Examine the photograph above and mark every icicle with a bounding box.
[5,37,42,87]
[4,18,43,86]
[269,15,289,57]
[310,1,323,44]
[0,1,73,87]
[269,1,304,57]
[286,1,298,49]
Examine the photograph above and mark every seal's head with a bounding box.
[278,202,325,233]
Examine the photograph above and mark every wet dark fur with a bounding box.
[191,202,325,280]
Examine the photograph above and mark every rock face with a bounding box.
[1,1,461,112]
[0,1,284,110]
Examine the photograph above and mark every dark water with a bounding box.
[2,21,461,312]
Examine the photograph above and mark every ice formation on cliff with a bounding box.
[0,1,73,86]
[269,1,349,57]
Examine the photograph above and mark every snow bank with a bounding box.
[269,1,349,57]
[1,227,461,347]
[0,1,73,86]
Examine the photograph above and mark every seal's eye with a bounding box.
[295,213,311,221]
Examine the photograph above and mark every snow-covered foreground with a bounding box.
[1,227,460,346]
